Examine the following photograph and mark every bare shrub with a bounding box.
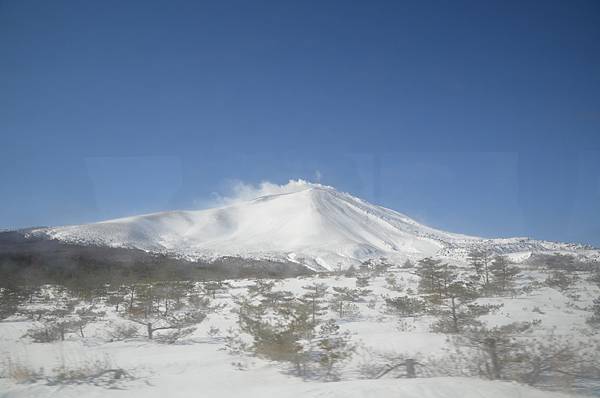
[48,358,133,388]
[3,359,43,383]
[588,296,600,326]
[24,323,64,343]
[207,325,221,339]
[2,357,134,388]
[109,323,139,341]
[154,326,196,344]
[359,351,427,379]
[222,327,249,355]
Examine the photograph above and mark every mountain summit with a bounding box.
[31,181,598,270]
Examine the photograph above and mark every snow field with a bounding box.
[2,264,599,397]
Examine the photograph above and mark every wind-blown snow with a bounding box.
[35,181,599,269]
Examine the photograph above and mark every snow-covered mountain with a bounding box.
[30,181,599,270]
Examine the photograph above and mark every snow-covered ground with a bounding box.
[2,264,599,397]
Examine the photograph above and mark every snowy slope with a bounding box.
[32,181,599,270]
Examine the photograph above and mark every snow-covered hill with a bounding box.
[31,181,599,270]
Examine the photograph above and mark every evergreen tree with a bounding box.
[315,319,354,380]
[435,263,460,299]
[203,280,231,299]
[431,280,482,333]
[24,299,80,342]
[384,296,425,317]
[384,272,403,292]
[343,265,357,277]
[545,270,577,291]
[106,286,128,312]
[489,256,521,294]
[544,253,576,270]
[467,249,491,290]
[300,282,329,325]
[416,258,460,301]
[589,271,600,325]
[329,287,361,319]
[355,274,371,288]
[415,257,444,297]
[127,284,211,341]
[73,305,105,338]
[239,298,313,368]
[589,270,600,287]
[237,294,355,379]
[453,322,600,386]
[247,279,276,298]
[262,290,294,308]
[588,296,600,325]
[415,259,488,333]
[0,286,29,320]
[453,322,534,380]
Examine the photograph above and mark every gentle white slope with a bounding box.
[36,181,598,269]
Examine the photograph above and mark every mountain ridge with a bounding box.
[20,181,600,270]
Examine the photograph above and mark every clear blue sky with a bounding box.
[1,1,599,246]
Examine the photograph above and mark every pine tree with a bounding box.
[329,287,361,319]
[589,271,600,325]
[127,284,211,341]
[416,257,444,297]
[239,298,313,368]
[454,322,533,380]
[300,282,329,325]
[467,249,491,290]
[262,290,294,308]
[415,259,486,333]
[544,253,576,270]
[384,272,402,292]
[24,299,80,342]
[316,319,354,380]
[589,296,600,325]
[384,296,425,317]
[73,305,105,338]
[106,286,128,312]
[453,322,600,385]
[416,258,460,301]
[545,270,577,291]
[436,263,459,299]
[590,270,600,287]
[355,274,371,288]
[435,280,481,333]
[153,281,195,315]
[489,256,520,294]
[0,287,27,320]
[247,279,276,298]
[202,280,230,299]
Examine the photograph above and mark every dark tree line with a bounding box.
[0,232,312,293]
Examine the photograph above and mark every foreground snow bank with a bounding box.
[1,377,579,398]
[305,378,578,398]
